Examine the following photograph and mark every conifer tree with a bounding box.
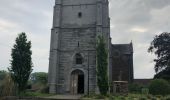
[8,32,33,93]
[96,35,109,95]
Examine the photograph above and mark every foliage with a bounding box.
[149,79,170,95]
[151,97,157,100]
[30,72,47,84]
[0,74,17,97]
[165,95,170,100]
[18,91,54,97]
[139,96,147,100]
[96,35,109,95]
[0,70,7,80]
[82,94,170,100]
[94,94,106,99]
[148,32,170,73]
[8,32,33,93]
[118,96,126,100]
[128,83,143,93]
[29,72,48,93]
[141,88,149,95]
[154,67,170,81]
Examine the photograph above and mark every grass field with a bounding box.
[82,94,170,100]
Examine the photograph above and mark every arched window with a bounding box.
[75,53,83,64]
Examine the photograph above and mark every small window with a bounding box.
[75,53,83,64]
[78,12,82,18]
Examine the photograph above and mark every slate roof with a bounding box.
[111,43,133,55]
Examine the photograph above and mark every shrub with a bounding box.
[149,79,170,95]
[139,96,147,100]
[108,95,115,100]
[141,88,149,95]
[40,86,49,93]
[156,95,162,98]
[0,74,17,97]
[129,83,143,93]
[127,96,134,100]
[151,97,157,100]
[147,94,153,99]
[119,96,126,100]
[94,94,105,99]
[165,96,170,100]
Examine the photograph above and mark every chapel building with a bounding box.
[48,0,133,94]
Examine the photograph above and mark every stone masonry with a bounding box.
[48,0,133,94]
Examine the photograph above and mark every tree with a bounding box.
[96,35,109,95]
[8,32,33,93]
[149,79,170,95]
[30,72,48,85]
[0,70,7,80]
[154,67,170,81]
[29,72,48,93]
[148,32,170,73]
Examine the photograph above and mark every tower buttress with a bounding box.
[48,0,62,93]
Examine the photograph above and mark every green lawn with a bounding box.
[82,94,170,100]
[19,92,55,97]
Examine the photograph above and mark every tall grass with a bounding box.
[0,74,17,98]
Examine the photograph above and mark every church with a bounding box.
[48,0,133,94]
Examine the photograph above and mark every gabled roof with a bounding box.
[112,43,133,54]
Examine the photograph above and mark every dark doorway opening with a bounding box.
[71,69,84,94]
[78,75,84,94]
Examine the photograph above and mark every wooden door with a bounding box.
[71,74,78,94]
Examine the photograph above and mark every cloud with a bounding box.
[0,0,170,79]
[0,0,55,72]
[110,0,170,78]
[130,27,148,33]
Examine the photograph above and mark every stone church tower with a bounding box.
[48,0,133,94]
[48,0,110,94]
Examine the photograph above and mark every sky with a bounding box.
[0,0,170,79]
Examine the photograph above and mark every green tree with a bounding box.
[0,70,7,80]
[30,72,48,84]
[128,83,143,93]
[149,79,170,95]
[8,32,33,93]
[154,67,170,81]
[148,32,170,73]
[96,35,108,95]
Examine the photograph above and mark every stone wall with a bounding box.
[48,0,110,94]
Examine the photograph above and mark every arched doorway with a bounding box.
[71,69,84,94]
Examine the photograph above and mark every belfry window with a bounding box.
[75,53,83,64]
[78,12,82,18]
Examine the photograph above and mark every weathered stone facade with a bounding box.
[111,44,134,83]
[48,0,133,94]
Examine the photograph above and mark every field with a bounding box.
[82,94,170,100]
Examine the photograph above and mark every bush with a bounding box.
[40,86,49,93]
[141,88,149,95]
[94,94,105,99]
[129,83,143,93]
[165,95,170,100]
[108,95,115,100]
[151,97,157,100]
[139,96,147,100]
[0,74,17,97]
[118,96,126,100]
[146,94,153,99]
[149,79,170,95]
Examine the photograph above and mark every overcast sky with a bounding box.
[0,0,170,79]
